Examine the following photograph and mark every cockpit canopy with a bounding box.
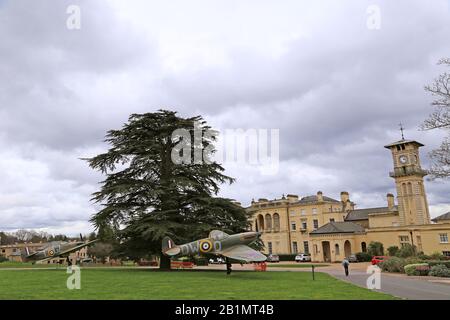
[209,230,229,241]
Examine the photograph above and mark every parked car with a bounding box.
[266,254,280,263]
[372,256,389,265]
[208,257,225,264]
[347,254,357,263]
[295,253,311,262]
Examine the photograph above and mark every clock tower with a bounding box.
[384,138,431,226]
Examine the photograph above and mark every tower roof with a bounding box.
[384,139,424,149]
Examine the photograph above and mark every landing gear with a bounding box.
[226,258,232,275]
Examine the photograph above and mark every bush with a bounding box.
[387,246,399,257]
[355,252,372,262]
[404,263,430,276]
[427,260,450,268]
[368,241,384,256]
[396,244,417,258]
[194,257,209,266]
[277,254,297,261]
[379,257,406,273]
[404,257,422,265]
[429,264,450,278]
[0,255,8,263]
[417,252,431,260]
[430,252,446,260]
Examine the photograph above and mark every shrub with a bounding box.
[417,252,431,260]
[355,252,372,262]
[404,263,430,276]
[0,255,8,263]
[429,264,450,278]
[427,260,450,269]
[387,246,399,257]
[379,257,406,273]
[404,257,421,265]
[396,244,417,258]
[278,254,297,261]
[430,252,446,260]
[368,242,384,256]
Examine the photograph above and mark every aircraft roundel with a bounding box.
[48,249,55,256]
[199,240,212,253]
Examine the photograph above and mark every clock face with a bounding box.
[399,155,408,164]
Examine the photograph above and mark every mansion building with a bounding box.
[247,138,450,262]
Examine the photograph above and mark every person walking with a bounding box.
[342,257,350,277]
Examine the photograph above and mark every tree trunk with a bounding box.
[159,253,171,270]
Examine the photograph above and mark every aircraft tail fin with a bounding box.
[162,237,180,256]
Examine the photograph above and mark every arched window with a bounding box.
[407,182,413,195]
[273,213,280,232]
[265,214,272,231]
[256,215,264,232]
[402,183,407,196]
[361,242,367,253]
[335,244,340,255]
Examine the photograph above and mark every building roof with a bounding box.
[432,212,450,222]
[310,221,366,235]
[384,139,424,149]
[345,206,398,221]
[298,195,340,204]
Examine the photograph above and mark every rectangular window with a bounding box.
[313,219,319,229]
[312,208,317,215]
[292,242,298,254]
[399,235,409,247]
[439,234,449,243]
[268,242,273,254]
[330,218,335,222]
[304,241,309,254]
[291,222,296,231]
[301,209,306,215]
[443,251,450,257]
[290,210,295,215]
[301,221,307,229]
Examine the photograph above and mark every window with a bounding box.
[399,235,409,247]
[330,218,335,222]
[301,209,306,216]
[439,233,449,243]
[443,251,450,257]
[361,242,367,253]
[313,244,318,254]
[312,208,317,215]
[313,219,319,229]
[291,222,296,231]
[292,242,298,254]
[268,242,273,254]
[290,210,296,215]
[304,241,310,254]
[301,220,307,229]
[335,244,340,255]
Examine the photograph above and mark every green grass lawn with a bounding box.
[0,268,394,300]
[268,264,330,268]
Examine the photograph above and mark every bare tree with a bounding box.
[422,58,450,179]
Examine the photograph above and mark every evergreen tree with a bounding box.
[85,110,250,269]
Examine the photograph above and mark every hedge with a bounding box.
[404,263,430,276]
[429,264,450,278]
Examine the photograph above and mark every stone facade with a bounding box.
[247,138,450,262]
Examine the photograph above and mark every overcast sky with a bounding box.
[1,0,449,236]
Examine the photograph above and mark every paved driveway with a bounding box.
[320,263,450,300]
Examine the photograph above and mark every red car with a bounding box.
[371,256,389,265]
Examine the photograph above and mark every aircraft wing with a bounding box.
[220,245,267,262]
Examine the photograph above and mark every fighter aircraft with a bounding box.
[21,235,98,265]
[162,230,266,274]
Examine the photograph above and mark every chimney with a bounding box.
[317,191,324,202]
[286,194,299,202]
[387,193,395,209]
[340,191,349,203]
